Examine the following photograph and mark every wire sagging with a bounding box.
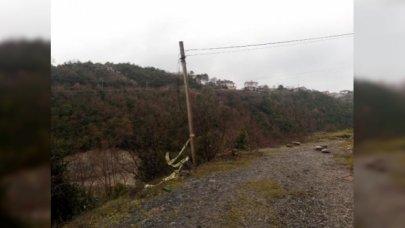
[185,33,353,56]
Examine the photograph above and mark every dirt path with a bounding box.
[117,139,353,228]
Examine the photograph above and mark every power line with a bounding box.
[186,33,353,53]
[186,35,353,57]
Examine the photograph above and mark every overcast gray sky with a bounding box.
[0,0,50,40]
[4,0,403,89]
[51,0,353,92]
[355,0,405,83]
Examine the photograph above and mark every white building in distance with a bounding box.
[244,81,259,91]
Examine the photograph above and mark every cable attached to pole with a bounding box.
[186,33,354,54]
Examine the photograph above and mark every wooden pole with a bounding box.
[179,41,197,166]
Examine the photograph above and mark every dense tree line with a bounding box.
[354,80,405,143]
[51,62,352,224]
[52,62,201,89]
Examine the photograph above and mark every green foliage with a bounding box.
[52,62,201,89]
[51,62,352,164]
[138,149,169,182]
[51,154,97,225]
[235,130,249,150]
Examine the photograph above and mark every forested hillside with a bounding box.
[52,63,352,171]
[51,62,352,224]
[52,62,352,171]
[52,61,201,89]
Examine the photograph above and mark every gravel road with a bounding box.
[118,139,353,228]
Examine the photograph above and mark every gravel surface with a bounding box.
[117,140,353,228]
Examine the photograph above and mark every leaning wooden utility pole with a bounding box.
[179,41,197,166]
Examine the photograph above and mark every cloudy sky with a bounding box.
[2,0,403,89]
[0,0,50,40]
[51,0,353,92]
[355,0,405,83]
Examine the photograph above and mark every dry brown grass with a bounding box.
[308,129,353,142]
[193,152,263,178]
[64,196,140,228]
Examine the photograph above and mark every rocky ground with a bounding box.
[110,139,354,228]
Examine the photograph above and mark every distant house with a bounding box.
[217,80,236,90]
[257,85,270,92]
[244,81,259,91]
[340,90,352,94]
[334,90,353,98]
[324,90,353,98]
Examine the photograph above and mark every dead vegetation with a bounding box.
[241,180,286,199]
[63,196,141,228]
[193,151,263,178]
[308,129,353,142]
[224,179,315,227]
[333,139,354,171]
[64,149,139,197]
[334,154,353,171]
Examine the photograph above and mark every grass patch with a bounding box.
[335,140,353,171]
[242,180,286,199]
[138,177,184,200]
[333,154,353,171]
[164,179,183,190]
[340,140,353,151]
[308,129,353,142]
[64,178,183,227]
[225,197,250,227]
[288,189,314,198]
[258,147,280,156]
[224,196,281,227]
[64,195,140,228]
[194,153,261,178]
[224,180,314,227]
[194,159,251,177]
[242,180,316,203]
